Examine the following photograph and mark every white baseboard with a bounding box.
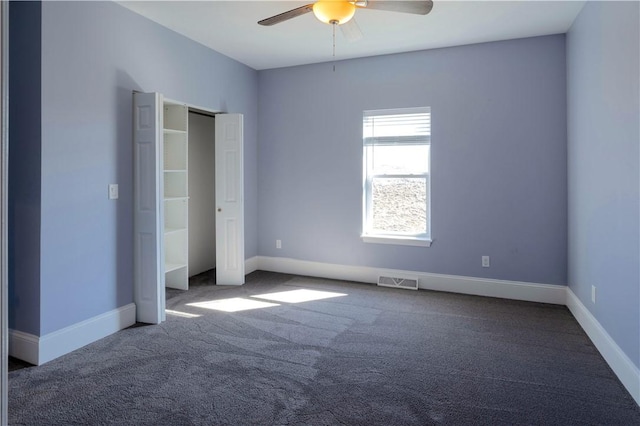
[8,330,39,365]
[256,256,566,305]
[566,289,640,406]
[9,303,136,366]
[245,256,259,275]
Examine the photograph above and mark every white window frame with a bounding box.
[361,107,432,247]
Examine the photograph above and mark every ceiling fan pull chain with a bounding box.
[332,21,336,72]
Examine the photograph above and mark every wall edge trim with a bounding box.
[566,288,640,406]
[255,256,566,304]
[245,256,259,275]
[38,303,137,365]
[10,303,136,366]
[8,329,39,365]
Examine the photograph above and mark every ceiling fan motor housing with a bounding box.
[312,1,357,25]
[257,1,433,28]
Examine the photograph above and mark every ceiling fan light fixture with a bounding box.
[312,1,356,25]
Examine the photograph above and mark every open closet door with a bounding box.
[133,92,165,323]
[215,114,245,285]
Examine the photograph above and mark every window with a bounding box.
[362,107,431,246]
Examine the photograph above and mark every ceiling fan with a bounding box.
[258,1,434,41]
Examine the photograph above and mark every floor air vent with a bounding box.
[377,275,419,290]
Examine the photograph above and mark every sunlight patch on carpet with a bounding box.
[166,309,201,318]
[188,298,280,312]
[251,289,348,304]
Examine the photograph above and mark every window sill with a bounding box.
[361,235,432,247]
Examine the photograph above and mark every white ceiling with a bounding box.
[118,0,586,70]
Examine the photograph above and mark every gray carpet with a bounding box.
[8,271,640,425]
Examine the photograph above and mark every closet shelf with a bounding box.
[165,262,187,273]
[164,227,186,235]
[164,101,189,291]
[163,128,187,135]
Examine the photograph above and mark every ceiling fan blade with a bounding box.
[340,18,364,42]
[364,0,434,15]
[258,4,314,26]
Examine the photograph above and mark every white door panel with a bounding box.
[215,114,245,285]
[133,92,165,324]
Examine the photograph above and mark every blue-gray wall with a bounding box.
[258,35,568,285]
[567,1,640,369]
[9,1,42,335]
[10,0,259,336]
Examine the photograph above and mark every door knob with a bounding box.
[217,208,222,212]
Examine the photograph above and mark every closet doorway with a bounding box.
[188,110,216,278]
[133,92,245,324]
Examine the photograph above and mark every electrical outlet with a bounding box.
[108,184,119,200]
[482,256,490,268]
[276,239,282,249]
[591,285,596,304]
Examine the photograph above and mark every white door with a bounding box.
[215,114,245,285]
[133,92,165,323]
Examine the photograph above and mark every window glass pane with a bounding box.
[371,178,427,234]
[372,145,429,174]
